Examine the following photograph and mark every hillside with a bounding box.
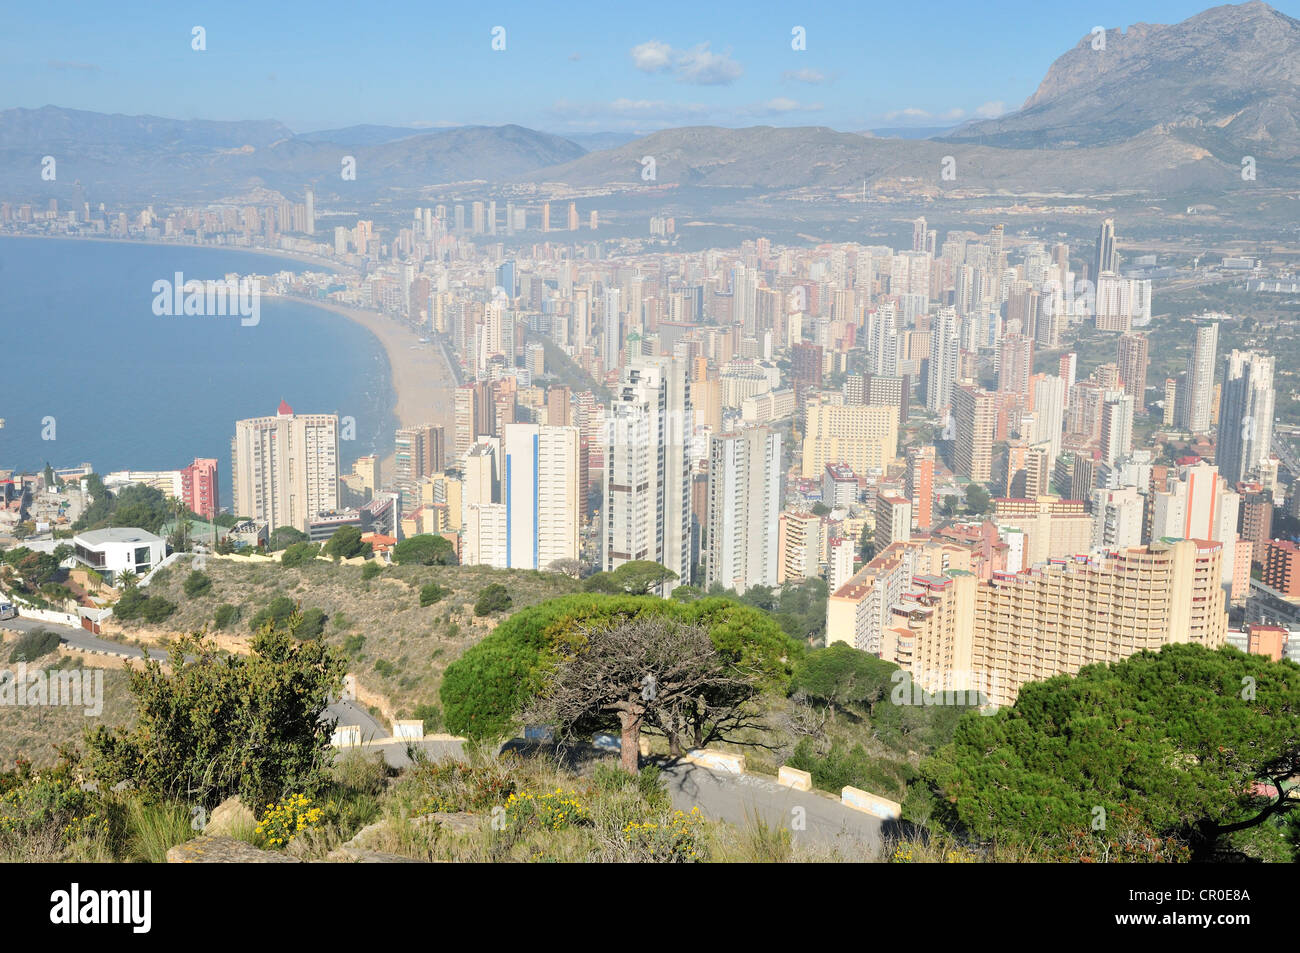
[111,557,583,724]
[946,1,1300,160]
[0,108,586,201]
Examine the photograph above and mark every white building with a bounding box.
[705,427,782,593]
[604,356,692,592]
[73,528,166,585]
[231,401,339,534]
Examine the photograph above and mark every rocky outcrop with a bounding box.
[166,836,300,863]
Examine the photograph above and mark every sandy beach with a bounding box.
[269,295,458,477]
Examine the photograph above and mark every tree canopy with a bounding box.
[323,525,370,559]
[391,534,458,566]
[441,594,800,748]
[82,618,345,808]
[583,561,677,595]
[922,643,1300,859]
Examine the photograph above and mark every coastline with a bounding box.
[0,231,351,276]
[266,294,457,477]
[1,234,456,490]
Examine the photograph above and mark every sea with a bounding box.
[0,236,397,507]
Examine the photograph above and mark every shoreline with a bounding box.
[267,294,457,478]
[0,231,352,276]
[1,234,456,489]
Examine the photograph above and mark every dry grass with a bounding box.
[113,558,582,716]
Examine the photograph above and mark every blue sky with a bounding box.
[3,0,1293,134]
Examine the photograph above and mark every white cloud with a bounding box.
[884,107,933,121]
[631,41,674,73]
[744,98,824,116]
[975,100,1007,118]
[782,68,829,84]
[674,43,743,85]
[629,40,743,85]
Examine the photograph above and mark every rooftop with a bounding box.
[75,527,164,546]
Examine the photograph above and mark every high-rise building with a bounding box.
[303,186,315,235]
[1150,462,1242,597]
[777,511,823,584]
[1217,350,1275,485]
[500,423,580,570]
[231,401,339,534]
[604,356,692,591]
[926,307,960,414]
[952,385,996,482]
[1094,218,1117,280]
[906,446,936,531]
[875,495,912,551]
[1091,486,1144,549]
[705,427,782,593]
[394,424,445,512]
[1116,333,1150,414]
[1178,320,1219,433]
[1099,391,1134,466]
[180,458,219,522]
[1262,539,1300,596]
[800,403,899,478]
[899,539,1226,707]
[603,288,621,372]
[997,334,1034,396]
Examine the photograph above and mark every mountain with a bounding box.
[0,109,585,200]
[293,124,455,147]
[523,123,1243,193]
[0,105,294,151]
[4,3,1298,205]
[945,1,1300,159]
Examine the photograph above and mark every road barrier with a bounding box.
[684,748,746,774]
[778,766,813,791]
[841,786,902,820]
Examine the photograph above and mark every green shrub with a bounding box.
[419,582,449,607]
[7,628,60,663]
[213,603,239,630]
[412,703,444,733]
[323,526,370,560]
[280,542,320,569]
[297,608,328,641]
[342,634,366,657]
[360,561,384,582]
[249,596,297,632]
[182,571,212,598]
[473,583,512,616]
[140,596,178,624]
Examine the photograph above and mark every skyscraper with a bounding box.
[394,424,445,512]
[705,427,782,593]
[1178,320,1219,433]
[603,288,621,372]
[231,401,339,533]
[1116,333,1150,414]
[180,458,219,522]
[604,356,692,591]
[1217,350,1275,485]
[502,423,580,570]
[926,307,960,414]
[1094,218,1117,280]
[952,385,996,482]
[303,186,315,235]
[1100,391,1134,467]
